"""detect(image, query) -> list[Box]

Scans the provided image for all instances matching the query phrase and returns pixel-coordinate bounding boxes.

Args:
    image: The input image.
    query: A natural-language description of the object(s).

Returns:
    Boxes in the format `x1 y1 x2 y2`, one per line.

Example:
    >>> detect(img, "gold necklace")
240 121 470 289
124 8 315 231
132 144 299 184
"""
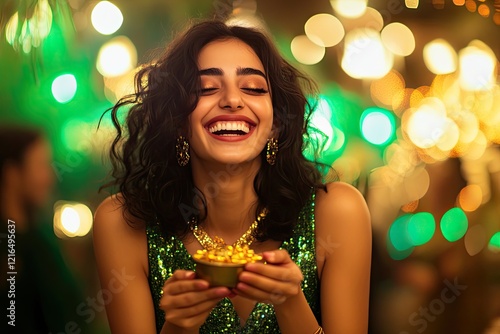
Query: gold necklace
190 208 268 250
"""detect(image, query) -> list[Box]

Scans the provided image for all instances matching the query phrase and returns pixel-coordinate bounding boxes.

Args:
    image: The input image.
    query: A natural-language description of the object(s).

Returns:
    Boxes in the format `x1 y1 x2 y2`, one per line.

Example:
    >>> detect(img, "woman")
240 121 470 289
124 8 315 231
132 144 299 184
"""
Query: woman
94 20 371 334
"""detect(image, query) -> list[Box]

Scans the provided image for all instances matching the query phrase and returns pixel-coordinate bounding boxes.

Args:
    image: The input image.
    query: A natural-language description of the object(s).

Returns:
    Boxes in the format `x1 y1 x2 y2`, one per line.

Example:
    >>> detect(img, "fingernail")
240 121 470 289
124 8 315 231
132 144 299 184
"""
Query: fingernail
185 271 195 279
245 263 256 271
196 280 209 289
264 251 275 262
216 288 229 296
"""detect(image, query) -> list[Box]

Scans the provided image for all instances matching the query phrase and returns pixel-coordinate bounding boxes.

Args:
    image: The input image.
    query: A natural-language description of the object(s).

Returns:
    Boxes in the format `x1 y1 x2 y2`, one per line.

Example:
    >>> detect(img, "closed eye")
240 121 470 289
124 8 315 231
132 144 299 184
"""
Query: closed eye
200 87 219 95
242 88 268 94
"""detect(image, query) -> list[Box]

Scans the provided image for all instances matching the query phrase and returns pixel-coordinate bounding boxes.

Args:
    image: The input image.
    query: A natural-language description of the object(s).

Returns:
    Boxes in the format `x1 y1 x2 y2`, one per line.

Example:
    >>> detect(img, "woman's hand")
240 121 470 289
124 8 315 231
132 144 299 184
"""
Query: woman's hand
234 250 303 305
159 270 231 332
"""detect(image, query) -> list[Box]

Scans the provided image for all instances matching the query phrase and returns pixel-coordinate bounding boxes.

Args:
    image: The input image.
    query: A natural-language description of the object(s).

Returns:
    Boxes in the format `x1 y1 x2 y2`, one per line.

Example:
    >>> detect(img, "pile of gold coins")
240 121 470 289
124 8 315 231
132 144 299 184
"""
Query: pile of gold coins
193 245 263 264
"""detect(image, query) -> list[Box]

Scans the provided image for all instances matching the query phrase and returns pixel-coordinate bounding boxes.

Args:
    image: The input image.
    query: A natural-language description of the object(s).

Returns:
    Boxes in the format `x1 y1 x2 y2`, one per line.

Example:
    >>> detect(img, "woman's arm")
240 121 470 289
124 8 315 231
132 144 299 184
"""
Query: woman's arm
93 196 158 334
315 182 372 333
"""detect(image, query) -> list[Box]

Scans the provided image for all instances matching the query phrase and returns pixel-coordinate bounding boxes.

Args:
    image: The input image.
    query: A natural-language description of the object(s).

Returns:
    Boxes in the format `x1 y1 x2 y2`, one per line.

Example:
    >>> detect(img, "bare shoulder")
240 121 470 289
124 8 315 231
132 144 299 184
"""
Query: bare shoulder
93 194 148 274
315 182 370 229
314 182 371 271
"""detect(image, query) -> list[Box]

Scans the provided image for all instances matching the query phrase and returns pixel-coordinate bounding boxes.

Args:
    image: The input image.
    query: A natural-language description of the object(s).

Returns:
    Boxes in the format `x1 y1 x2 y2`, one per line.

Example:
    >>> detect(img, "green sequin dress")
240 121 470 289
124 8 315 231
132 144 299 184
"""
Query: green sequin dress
146 193 320 334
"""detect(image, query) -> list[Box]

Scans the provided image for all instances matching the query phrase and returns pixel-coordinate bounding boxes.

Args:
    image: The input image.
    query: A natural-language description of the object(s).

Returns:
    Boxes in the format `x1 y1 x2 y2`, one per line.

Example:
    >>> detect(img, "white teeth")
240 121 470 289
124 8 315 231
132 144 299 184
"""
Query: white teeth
208 121 251 134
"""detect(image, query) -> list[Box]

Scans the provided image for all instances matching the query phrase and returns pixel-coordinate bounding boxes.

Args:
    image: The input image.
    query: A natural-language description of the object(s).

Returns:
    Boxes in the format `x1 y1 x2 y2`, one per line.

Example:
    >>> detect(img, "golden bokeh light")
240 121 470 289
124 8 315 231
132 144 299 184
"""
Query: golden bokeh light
477 4 490 17
458 184 483 211
405 0 419 9
290 35 326 65
423 39 458 75
330 0 368 18
54 201 94 238
401 200 419 213
392 88 414 116
304 14 344 47
464 224 488 256
465 0 477 12
381 23 416 57
91 0 123 35
97 36 138 77
341 28 393 79
370 70 406 109
459 40 497 91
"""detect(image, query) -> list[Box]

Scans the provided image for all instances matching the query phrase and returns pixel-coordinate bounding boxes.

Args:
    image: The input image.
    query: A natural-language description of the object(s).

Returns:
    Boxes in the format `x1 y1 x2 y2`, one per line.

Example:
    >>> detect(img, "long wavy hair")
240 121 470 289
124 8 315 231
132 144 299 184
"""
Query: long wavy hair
101 20 325 241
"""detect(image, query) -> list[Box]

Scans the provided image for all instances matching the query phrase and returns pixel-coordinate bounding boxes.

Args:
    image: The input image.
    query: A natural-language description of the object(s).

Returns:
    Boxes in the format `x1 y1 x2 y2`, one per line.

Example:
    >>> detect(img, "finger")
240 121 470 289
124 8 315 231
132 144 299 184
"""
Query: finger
244 263 303 282
262 250 292 264
238 271 301 296
168 270 196 283
167 294 226 319
164 279 210 296
166 307 219 331
234 282 287 305
164 287 231 308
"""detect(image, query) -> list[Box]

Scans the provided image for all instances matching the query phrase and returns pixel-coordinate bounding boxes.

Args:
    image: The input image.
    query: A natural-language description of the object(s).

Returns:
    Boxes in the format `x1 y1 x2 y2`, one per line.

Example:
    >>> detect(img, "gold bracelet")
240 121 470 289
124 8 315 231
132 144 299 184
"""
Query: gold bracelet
313 327 324 334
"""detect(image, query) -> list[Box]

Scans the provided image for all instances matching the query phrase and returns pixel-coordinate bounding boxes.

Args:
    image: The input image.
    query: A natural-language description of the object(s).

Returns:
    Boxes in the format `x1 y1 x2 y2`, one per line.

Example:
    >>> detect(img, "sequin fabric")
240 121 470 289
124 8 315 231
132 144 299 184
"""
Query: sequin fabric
146 193 320 333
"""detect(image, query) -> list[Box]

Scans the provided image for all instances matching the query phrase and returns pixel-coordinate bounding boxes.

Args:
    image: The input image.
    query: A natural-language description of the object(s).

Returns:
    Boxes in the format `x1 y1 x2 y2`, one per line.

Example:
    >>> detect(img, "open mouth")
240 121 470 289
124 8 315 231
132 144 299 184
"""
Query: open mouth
207 121 252 137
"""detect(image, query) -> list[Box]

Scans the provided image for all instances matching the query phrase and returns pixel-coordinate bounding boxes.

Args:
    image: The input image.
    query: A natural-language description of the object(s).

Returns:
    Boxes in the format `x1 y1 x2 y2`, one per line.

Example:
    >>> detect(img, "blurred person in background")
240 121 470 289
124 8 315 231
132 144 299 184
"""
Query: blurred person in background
0 125 89 333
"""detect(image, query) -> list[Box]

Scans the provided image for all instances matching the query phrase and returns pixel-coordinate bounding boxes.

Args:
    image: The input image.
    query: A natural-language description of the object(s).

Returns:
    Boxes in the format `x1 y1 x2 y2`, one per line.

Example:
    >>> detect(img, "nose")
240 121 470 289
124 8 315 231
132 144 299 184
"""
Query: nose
219 86 244 111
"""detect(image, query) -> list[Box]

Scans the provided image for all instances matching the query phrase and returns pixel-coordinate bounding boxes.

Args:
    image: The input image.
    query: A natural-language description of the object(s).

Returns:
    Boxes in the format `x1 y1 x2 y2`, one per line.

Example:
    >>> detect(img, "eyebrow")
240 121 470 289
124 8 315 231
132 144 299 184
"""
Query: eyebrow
198 67 267 79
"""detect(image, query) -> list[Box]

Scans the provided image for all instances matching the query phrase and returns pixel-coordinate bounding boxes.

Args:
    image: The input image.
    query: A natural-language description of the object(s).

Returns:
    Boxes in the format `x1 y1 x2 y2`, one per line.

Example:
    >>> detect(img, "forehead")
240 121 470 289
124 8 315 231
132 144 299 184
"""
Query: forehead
197 38 265 71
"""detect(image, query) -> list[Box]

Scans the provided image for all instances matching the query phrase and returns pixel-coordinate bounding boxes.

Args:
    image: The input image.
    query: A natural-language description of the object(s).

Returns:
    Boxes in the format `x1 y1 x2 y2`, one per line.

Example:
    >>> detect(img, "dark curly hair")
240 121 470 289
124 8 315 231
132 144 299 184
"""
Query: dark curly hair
101 20 326 242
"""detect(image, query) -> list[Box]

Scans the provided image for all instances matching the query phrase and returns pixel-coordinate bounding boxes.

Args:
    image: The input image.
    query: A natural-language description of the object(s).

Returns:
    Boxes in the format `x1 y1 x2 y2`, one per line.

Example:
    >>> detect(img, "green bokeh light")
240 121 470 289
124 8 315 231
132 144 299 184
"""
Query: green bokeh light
389 214 414 251
360 107 395 146
489 232 500 251
51 73 77 103
407 212 435 246
303 95 346 166
386 226 414 260
440 207 468 242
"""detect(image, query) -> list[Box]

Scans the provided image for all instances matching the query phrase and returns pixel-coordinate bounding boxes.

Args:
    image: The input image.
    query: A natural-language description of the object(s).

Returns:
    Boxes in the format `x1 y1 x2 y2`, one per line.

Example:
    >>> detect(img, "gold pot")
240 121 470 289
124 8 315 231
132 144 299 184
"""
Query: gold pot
194 258 245 288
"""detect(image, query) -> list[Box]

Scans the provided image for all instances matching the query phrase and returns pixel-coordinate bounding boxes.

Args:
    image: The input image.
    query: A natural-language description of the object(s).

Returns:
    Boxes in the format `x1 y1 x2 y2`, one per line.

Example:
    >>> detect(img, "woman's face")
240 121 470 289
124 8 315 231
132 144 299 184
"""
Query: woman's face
188 38 274 166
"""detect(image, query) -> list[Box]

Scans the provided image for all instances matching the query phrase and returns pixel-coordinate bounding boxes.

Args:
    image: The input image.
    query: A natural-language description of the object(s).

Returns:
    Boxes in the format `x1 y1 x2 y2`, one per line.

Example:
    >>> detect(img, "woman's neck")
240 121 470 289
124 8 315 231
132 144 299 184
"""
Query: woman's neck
190 157 261 244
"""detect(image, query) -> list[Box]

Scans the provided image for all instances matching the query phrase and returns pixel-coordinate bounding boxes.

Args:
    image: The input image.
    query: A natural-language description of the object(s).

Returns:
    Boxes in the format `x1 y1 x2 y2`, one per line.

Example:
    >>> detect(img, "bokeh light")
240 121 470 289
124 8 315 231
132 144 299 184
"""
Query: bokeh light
360 107 396 146
405 0 419 8
381 22 416 56
406 98 459 151
459 40 497 91
54 201 94 238
341 28 393 79
464 224 488 256
407 212 436 246
51 74 77 104
330 0 368 18
458 184 483 212
489 232 500 251
423 39 458 75
97 36 138 77
5 0 53 53
91 1 124 35
440 207 468 242
291 35 325 65
370 70 406 109
389 214 414 251
304 14 344 47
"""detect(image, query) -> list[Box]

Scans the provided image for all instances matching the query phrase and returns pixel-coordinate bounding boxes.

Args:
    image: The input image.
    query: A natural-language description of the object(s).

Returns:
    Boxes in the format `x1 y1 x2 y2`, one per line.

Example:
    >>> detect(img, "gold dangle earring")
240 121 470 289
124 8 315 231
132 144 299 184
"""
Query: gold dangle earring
176 136 190 166
266 138 278 165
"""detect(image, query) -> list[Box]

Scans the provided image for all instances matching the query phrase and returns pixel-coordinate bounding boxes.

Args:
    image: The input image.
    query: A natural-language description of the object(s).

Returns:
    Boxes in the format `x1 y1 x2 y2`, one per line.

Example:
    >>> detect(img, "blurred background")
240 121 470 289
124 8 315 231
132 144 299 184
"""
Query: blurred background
0 0 499 333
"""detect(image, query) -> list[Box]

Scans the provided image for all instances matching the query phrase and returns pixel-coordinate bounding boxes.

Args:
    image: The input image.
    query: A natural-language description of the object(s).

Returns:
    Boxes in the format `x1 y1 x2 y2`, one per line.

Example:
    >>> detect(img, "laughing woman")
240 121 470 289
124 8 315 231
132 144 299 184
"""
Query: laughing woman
93 20 371 334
